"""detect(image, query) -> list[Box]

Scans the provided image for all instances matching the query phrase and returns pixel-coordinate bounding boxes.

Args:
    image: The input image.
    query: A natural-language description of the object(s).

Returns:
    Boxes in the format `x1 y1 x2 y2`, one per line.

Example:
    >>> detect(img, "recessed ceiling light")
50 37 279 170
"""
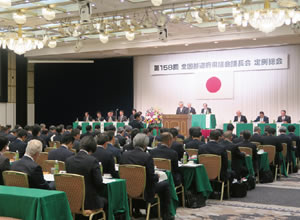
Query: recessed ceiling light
120 0 124 2
91 3 95 7
214 41 219 44
185 43 189 46
252 38 257 40
67 12 71 15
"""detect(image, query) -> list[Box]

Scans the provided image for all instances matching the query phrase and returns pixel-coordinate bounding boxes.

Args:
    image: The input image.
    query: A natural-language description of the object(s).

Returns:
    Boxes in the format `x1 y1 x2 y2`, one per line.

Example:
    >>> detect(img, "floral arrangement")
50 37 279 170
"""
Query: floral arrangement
144 107 162 125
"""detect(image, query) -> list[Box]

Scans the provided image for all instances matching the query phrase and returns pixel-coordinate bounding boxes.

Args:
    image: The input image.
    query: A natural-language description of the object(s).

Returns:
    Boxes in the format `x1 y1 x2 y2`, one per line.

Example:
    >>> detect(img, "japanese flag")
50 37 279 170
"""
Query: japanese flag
193 72 234 99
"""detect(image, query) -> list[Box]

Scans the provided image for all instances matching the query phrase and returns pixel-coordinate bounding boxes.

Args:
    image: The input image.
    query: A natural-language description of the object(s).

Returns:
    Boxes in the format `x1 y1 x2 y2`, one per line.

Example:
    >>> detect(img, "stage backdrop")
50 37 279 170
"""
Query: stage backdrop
134 45 300 128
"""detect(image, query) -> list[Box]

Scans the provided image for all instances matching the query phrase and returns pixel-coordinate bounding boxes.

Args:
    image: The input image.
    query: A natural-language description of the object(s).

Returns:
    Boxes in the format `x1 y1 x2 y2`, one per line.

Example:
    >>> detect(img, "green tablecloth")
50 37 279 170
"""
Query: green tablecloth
73 122 129 134
244 155 255 177
100 179 130 220
291 151 297 168
258 123 277 135
165 171 179 217
282 124 300 136
223 123 253 137
258 152 270 171
0 186 72 220
278 152 288 177
192 114 216 129
179 165 213 198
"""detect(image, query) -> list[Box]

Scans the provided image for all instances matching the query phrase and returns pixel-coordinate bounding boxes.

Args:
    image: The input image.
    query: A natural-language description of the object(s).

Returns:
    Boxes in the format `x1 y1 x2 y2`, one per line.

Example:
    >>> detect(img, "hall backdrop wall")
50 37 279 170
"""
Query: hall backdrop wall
134 45 300 128
34 57 133 126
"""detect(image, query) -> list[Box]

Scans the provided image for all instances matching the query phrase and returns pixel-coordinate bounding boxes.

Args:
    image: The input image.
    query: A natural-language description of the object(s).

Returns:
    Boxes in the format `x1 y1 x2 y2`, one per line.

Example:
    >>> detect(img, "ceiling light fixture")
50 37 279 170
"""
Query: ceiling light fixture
151 0 162 7
48 38 57 48
0 0 11 8
99 33 109 43
13 12 26 25
125 31 135 41
42 7 56 21
217 20 226 32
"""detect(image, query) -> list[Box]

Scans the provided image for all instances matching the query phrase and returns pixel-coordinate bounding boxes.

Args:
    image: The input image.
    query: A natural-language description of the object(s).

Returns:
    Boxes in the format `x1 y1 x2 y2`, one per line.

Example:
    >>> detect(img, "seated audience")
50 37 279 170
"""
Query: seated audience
287 125 300 158
66 136 107 210
169 128 184 161
9 129 28 158
92 133 119 178
226 123 237 139
143 128 154 147
46 125 56 146
123 128 140 152
27 125 46 150
232 132 244 144
0 136 10 185
80 125 93 139
48 134 75 162
116 127 127 147
51 125 64 143
71 129 81 152
199 130 228 181
277 126 292 164
129 112 144 130
250 126 264 144
150 132 181 186
120 133 171 220
185 127 205 150
92 124 101 137
262 127 282 165
183 127 195 145
106 131 121 163
11 140 53 189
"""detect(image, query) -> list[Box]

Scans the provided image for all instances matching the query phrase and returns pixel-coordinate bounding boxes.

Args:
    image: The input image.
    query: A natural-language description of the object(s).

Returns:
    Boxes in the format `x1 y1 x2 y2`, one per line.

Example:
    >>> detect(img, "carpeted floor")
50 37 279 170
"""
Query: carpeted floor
133 171 300 219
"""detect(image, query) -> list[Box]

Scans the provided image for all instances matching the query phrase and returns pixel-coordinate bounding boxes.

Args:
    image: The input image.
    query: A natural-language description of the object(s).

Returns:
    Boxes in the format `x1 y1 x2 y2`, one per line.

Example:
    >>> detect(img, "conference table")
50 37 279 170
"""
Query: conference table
223 122 300 136
0 186 73 220
73 121 129 134
192 114 217 129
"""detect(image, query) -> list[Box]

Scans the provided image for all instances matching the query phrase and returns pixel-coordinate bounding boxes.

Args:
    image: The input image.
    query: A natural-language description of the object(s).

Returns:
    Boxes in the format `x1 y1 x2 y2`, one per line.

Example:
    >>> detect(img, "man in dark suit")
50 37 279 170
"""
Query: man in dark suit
183 127 194 145
169 128 184 161
27 125 46 151
6 129 17 142
11 140 52 189
123 128 140 152
277 110 291 123
176 101 188 114
92 125 101 137
254 111 269 123
226 124 237 139
0 136 10 185
66 136 106 210
46 125 56 146
93 133 119 178
9 129 28 158
236 130 258 172
287 125 300 158
95 111 105 122
250 126 264 144
150 132 181 186
129 109 137 123
262 127 282 153
201 103 212 114
118 110 128 122
198 130 228 181
129 113 144 130
83 112 93 122
187 103 196 115
186 127 205 150
48 134 75 162
106 131 121 163
120 133 171 220
277 126 293 164
80 125 93 139
71 129 81 153
116 127 127 147
51 125 64 143
234 110 247 123
106 110 116 122
219 131 246 179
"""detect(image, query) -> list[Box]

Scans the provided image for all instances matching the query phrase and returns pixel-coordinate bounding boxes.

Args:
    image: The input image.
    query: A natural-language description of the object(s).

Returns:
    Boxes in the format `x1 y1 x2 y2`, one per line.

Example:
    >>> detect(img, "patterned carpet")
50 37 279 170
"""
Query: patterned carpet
175 171 300 220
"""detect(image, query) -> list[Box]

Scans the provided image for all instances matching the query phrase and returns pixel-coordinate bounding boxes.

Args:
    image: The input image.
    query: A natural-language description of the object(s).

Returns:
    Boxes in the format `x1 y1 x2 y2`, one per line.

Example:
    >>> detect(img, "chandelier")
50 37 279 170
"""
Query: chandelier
232 0 300 33
0 25 44 55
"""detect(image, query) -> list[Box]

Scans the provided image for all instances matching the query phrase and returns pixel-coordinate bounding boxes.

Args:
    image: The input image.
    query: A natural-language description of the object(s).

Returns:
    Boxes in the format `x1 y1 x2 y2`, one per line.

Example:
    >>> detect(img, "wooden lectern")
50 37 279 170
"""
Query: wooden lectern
162 114 192 138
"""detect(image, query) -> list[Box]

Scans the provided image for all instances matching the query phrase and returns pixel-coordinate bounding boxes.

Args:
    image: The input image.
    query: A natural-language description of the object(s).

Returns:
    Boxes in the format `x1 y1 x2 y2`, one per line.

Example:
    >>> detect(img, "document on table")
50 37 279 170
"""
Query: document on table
155 170 168 182
103 178 116 184
44 174 54 182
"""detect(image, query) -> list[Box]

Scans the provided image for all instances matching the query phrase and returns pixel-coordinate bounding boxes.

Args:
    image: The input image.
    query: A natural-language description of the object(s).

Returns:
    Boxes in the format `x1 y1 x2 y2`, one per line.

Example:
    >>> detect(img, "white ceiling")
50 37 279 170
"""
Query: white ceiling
1 0 299 59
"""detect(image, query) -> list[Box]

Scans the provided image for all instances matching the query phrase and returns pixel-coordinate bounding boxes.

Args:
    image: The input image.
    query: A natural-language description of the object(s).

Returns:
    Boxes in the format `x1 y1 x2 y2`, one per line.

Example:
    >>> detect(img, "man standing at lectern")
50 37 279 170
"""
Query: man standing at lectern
176 101 188 114
234 110 247 123
187 103 196 114
201 103 212 114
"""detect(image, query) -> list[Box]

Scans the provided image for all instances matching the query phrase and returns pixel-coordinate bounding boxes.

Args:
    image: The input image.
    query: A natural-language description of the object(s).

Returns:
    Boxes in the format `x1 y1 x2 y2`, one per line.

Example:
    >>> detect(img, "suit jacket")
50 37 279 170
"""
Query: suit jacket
185 139 205 150
201 108 212 114
27 136 46 151
219 140 245 177
48 145 74 162
116 135 126 147
150 144 181 186
277 134 293 162
9 139 27 158
106 143 121 163
237 140 258 171
129 114 135 123
118 115 128 122
250 133 264 144
6 133 16 142
95 117 105 122
288 133 300 157
83 116 93 122
277 115 291 123
254 116 269 123
105 116 116 122
187 107 196 115
198 141 228 181
123 142 134 152
183 137 193 145
234 115 248 123
11 156 50 189
120 148 158 202
129 120 144 130
92 146 119 178
176 107 188 115
171 141 184 161
233 136 244 144
262 135 282 152
66 151 104 210
52 134 62 142
72 140 80 153
0 154 10 185
80 131 93 140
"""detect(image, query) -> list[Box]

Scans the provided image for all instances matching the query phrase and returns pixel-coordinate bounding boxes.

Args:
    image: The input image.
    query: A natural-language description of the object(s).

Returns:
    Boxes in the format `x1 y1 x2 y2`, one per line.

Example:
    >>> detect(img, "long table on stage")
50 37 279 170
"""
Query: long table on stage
73 121 129 134
223 122 300 136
